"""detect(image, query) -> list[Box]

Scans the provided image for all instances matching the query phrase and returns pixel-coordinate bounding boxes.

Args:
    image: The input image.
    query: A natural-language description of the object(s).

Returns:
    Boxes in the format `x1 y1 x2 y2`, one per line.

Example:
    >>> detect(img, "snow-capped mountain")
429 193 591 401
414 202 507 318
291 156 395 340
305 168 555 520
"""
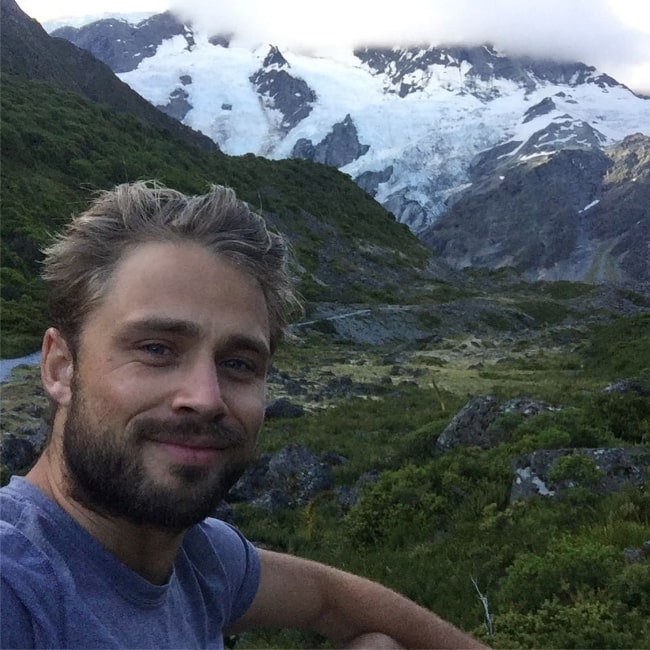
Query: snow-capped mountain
51 11 650 289
52 12 649 234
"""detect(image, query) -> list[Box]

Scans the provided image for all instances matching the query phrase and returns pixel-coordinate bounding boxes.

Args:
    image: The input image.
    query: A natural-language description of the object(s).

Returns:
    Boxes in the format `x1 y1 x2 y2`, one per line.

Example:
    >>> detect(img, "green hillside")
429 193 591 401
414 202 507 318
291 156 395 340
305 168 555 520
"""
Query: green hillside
2 60 649 650
0 73 430 355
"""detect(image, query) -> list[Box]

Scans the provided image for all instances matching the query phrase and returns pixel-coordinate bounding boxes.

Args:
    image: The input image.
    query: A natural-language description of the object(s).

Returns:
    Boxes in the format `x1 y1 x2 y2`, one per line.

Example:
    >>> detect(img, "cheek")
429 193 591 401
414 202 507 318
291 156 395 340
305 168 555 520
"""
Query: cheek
76 373 157 425
230 387 266 433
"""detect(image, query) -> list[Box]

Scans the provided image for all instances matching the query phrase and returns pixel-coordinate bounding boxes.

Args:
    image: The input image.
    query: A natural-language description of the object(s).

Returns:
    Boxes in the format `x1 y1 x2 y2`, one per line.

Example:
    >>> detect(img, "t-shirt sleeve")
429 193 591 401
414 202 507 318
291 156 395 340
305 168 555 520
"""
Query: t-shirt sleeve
198 519 261 626
0 523 66 649
1 577 36 650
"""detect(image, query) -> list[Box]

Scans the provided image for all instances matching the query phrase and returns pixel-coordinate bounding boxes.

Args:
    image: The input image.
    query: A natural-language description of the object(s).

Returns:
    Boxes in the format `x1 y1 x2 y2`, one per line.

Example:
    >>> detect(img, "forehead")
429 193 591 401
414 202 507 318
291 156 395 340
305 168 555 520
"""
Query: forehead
84 241 270 346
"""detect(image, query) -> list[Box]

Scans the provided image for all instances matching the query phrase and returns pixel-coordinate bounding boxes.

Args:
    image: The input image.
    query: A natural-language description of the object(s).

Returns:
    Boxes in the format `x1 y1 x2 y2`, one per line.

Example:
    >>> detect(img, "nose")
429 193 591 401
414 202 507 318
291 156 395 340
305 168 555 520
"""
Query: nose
171 359 226 417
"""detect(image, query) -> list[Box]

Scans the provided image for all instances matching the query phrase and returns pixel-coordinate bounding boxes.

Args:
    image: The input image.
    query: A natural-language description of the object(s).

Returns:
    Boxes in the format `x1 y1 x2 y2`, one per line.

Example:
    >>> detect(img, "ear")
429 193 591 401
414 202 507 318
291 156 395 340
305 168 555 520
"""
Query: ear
41 328 74 407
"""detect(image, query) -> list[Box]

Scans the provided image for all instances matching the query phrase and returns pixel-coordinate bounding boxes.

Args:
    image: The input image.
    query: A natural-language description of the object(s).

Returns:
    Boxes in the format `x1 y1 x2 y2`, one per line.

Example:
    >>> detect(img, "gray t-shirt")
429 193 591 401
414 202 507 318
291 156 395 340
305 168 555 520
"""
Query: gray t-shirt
0 477 260 649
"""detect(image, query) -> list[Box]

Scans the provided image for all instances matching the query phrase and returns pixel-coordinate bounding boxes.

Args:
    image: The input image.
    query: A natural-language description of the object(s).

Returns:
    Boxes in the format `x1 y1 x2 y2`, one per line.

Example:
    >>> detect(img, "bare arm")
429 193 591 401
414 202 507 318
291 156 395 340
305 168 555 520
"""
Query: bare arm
227 549 488 649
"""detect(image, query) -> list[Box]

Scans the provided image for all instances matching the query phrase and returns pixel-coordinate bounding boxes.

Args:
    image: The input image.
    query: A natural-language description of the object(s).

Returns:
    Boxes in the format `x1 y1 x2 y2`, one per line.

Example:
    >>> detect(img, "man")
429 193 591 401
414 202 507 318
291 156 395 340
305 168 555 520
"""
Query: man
1 182 486 649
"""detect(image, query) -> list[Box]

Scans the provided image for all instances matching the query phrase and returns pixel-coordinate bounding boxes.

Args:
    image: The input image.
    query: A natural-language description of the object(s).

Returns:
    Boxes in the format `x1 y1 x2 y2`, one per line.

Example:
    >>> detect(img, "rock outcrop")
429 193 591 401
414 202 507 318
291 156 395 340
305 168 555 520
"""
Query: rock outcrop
250 46 316 134
292 114 370 167
51 11 190 73
422 133 650 291
511 447 650 501
230 444 333 512
435 395 559 453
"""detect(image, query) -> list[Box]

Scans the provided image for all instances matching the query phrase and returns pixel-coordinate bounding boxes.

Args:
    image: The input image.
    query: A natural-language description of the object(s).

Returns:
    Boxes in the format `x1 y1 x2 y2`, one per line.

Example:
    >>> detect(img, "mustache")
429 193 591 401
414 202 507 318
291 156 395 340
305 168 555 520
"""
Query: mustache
133 417 246 447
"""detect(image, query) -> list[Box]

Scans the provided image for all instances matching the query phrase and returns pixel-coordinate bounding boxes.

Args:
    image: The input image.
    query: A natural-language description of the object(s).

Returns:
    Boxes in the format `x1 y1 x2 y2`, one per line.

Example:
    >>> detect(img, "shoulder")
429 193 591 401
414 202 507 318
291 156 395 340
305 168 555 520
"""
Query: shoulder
1 520 67 648
1 478 78 646
181 518 261 624
194 518 257 556
1 478 68 594
183 517 260 578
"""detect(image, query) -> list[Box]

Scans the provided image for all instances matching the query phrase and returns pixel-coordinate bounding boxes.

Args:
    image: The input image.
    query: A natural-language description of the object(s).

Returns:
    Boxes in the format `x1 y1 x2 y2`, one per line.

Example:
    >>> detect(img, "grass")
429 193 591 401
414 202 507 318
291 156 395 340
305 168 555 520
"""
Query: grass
3 282 648 649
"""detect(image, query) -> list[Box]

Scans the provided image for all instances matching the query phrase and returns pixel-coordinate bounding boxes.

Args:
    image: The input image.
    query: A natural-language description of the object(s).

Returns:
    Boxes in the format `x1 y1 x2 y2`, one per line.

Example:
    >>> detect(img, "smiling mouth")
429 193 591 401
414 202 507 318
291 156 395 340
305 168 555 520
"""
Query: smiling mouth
150 439 229 466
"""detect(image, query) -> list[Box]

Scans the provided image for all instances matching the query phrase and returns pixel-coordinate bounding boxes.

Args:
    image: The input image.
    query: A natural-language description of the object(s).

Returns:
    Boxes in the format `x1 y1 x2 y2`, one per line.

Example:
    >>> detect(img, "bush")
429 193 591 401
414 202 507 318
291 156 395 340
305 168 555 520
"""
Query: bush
613 561 650 614
488 592 649 649
590 391 650 443
496 536 620 613
548 454 604 488
344 465 447 549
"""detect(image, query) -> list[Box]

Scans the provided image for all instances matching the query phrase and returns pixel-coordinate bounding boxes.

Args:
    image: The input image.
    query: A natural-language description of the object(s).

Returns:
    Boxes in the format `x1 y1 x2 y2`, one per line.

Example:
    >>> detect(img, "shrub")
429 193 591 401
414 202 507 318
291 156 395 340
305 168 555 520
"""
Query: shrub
548 454 604 488
343 465 447 549
487 592 649 649
535 426 572 449
496 536 620 613
590 391 650 443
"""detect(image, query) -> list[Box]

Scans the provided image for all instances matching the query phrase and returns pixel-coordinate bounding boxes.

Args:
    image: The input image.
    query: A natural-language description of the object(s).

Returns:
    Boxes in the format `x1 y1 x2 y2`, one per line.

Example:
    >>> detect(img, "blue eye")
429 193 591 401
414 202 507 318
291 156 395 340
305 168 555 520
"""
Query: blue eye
143 343 171 356
221 358 255 373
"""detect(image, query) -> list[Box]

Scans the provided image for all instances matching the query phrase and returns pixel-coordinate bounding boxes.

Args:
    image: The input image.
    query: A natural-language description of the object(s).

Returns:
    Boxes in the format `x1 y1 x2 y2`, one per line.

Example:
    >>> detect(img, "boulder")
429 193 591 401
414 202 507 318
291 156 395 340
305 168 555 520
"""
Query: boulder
602 379 650 397
265 398 305 419
229 444 332 509
1 420 48 474
228 454 272 502
337 469 382 510
249 489 292 514
435 395 501 452
511 447 650 502
436 395 559 453
267 444 332 506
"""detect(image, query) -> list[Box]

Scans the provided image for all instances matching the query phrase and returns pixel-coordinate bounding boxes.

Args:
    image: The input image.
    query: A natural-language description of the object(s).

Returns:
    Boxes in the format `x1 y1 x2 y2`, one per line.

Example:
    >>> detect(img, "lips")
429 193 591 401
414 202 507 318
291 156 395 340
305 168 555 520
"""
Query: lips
152 439 225 466
134 417 245 466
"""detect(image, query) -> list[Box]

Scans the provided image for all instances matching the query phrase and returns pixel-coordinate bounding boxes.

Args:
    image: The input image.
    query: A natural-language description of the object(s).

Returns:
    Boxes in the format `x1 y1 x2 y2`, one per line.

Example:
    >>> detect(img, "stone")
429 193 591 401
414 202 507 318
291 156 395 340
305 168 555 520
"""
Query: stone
320 451 348 467
229 454 272 502
435 395 501 453
602 379 650 397
623 547 645 564
500 397 559 416
249 489 292 513
1 420 48 474
511 447 650 502
229 445 332 509
264 398 305 419
435 395 560 454
267 444 332 507
337 469 382 509
212 501 235 523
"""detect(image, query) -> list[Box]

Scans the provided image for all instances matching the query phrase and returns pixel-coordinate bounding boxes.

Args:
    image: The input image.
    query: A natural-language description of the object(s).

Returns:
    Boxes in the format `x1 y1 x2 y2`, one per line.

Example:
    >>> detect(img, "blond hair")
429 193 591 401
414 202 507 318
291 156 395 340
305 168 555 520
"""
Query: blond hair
42 181 299 354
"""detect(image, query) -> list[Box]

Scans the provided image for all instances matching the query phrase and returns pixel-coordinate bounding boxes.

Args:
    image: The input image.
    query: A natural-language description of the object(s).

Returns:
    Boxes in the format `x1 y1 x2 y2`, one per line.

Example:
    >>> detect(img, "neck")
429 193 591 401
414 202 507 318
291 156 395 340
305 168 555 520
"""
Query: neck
27 451 185 585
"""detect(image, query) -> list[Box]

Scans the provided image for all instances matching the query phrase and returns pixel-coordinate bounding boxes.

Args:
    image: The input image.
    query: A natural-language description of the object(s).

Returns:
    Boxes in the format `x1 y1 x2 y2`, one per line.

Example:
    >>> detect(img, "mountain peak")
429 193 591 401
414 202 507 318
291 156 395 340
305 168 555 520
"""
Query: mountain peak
0 1 215 151
25 9 650 290
263 45 290 69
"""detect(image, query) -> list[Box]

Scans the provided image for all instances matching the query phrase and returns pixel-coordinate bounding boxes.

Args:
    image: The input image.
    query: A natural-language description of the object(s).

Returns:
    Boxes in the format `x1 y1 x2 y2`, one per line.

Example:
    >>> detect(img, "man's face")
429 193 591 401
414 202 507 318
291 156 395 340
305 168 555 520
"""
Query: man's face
58 241 270 529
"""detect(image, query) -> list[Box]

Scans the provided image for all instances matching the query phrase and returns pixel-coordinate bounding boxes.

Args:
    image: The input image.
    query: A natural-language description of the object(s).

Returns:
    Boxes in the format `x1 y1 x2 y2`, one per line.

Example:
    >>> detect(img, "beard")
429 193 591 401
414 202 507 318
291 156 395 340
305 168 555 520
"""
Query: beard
61 385 254 530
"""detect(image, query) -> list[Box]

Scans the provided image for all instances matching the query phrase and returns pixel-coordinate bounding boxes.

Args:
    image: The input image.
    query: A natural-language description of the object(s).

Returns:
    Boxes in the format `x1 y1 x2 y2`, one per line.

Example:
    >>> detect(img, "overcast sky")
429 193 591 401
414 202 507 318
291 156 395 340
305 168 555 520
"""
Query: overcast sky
17 0 650 94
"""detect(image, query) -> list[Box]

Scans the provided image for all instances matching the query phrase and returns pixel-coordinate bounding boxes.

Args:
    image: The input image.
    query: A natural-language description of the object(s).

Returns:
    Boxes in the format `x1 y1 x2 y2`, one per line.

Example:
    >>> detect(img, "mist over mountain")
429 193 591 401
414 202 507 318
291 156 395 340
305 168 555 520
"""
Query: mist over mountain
47 9 650 292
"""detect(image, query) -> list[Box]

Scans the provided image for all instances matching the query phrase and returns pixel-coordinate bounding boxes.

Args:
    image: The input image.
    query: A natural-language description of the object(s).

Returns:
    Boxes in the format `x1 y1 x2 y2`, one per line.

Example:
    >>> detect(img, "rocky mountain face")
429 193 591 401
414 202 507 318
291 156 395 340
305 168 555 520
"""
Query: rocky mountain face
0 0 215 151
353 45 621 99
422 133 650 289
51 11 193 74
48 9 650 292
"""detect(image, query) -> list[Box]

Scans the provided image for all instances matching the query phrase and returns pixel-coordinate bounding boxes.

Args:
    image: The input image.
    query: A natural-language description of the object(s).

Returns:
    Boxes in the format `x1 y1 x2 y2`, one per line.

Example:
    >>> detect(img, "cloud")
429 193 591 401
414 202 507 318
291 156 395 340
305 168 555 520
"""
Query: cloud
169 0 650 93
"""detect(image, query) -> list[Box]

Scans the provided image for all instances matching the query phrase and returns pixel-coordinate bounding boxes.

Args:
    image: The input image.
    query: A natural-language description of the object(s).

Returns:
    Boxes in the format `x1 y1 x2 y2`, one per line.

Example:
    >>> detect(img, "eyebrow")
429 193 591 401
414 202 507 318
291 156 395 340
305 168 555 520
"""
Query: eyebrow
118 317 202 340
117 318 271 358
224 334 271 360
